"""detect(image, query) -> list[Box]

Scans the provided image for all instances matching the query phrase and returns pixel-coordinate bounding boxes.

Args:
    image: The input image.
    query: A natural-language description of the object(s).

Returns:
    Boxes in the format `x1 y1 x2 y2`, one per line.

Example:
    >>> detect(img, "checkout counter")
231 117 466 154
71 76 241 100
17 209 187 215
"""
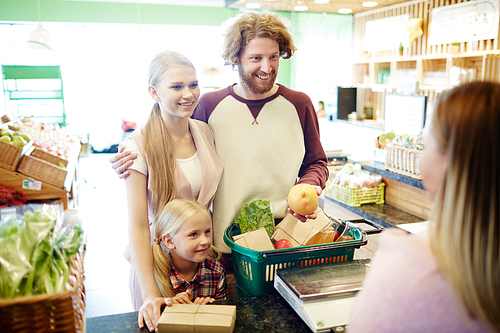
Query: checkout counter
86 160 430 333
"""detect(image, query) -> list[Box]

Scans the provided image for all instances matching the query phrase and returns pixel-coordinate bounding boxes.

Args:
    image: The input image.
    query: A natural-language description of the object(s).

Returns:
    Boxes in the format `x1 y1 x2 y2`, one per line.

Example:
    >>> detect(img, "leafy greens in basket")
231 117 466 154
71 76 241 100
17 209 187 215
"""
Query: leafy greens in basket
235 199 274 236
0 206 83 298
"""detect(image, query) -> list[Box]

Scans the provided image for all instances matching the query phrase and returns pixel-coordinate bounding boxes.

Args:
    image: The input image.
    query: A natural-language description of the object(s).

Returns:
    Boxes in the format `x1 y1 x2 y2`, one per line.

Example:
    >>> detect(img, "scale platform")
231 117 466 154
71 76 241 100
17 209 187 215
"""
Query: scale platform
274 259 371 333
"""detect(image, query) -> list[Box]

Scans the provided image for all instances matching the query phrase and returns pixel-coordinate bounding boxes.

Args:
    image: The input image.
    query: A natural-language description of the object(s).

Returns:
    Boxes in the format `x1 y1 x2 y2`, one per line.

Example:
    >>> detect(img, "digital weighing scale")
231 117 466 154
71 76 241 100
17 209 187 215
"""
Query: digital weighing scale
274 259 371 333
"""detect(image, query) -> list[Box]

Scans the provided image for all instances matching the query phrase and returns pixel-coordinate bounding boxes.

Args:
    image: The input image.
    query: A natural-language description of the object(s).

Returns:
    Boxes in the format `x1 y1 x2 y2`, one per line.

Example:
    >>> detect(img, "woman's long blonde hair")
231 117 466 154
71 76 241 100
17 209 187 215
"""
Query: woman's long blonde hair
152 199 222 297
429 82 499 331
143 51 195 216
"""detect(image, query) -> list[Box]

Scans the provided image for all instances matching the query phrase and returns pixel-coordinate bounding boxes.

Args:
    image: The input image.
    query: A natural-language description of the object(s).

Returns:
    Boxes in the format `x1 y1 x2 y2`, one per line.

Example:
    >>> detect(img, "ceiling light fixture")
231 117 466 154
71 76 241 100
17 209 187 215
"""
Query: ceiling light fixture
27 0 52 50
338 8 353 14
362 1 378 7
294 5 309 11
314 0 330 4
245 3 261 9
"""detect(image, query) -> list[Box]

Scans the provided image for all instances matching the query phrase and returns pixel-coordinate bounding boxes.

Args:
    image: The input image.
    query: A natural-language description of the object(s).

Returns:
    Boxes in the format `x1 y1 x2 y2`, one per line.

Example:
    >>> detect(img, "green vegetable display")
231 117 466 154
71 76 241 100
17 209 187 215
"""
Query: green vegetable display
0 207 83 298
235 199 274 236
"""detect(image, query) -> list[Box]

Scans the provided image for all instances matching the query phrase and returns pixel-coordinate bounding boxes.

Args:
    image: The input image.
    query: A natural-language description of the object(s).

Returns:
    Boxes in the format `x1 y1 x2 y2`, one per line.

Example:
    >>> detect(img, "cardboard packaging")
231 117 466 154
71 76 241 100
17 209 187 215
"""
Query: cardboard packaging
271 209 331 247
233 227 274 251
158 304 236 333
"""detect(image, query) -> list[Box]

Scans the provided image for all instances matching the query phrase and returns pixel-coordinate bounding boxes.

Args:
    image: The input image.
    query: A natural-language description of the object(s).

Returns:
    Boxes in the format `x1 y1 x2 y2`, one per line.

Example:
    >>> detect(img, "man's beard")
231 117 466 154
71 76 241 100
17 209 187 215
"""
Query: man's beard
238 64 277 95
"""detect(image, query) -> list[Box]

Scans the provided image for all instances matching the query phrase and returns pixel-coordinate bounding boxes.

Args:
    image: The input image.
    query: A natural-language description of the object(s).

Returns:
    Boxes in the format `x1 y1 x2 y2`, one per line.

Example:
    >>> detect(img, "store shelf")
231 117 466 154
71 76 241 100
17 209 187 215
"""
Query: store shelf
355 160 432 220
2 65 66 126
0 146 80 210
324 196 424 229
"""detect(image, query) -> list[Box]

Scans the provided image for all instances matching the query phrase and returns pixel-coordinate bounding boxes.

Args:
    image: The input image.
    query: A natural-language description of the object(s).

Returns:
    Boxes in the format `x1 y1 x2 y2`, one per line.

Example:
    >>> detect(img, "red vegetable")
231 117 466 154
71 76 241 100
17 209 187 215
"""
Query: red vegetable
0 184 28 206
275 239 293 249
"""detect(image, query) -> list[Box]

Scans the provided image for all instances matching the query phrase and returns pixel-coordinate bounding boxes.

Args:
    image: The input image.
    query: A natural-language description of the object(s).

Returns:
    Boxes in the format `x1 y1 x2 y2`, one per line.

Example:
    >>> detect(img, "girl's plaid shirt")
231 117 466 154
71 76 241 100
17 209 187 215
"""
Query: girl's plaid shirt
170 259 228 300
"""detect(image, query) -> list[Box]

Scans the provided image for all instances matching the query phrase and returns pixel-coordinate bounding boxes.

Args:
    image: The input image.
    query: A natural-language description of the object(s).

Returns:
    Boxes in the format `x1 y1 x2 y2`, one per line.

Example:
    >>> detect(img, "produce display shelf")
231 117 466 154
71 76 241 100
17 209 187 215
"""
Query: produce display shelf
323 195 424 229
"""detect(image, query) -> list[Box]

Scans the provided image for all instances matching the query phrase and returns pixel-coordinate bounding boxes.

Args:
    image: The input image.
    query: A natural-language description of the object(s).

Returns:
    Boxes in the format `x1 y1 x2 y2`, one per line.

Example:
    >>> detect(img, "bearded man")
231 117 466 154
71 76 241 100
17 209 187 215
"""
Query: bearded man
192 11 328 252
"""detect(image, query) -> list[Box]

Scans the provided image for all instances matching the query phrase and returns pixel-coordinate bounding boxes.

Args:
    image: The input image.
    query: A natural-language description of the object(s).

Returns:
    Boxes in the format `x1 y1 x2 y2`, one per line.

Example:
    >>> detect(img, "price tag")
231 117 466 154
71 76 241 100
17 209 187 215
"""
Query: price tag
22 177 42 191
0 207 17 220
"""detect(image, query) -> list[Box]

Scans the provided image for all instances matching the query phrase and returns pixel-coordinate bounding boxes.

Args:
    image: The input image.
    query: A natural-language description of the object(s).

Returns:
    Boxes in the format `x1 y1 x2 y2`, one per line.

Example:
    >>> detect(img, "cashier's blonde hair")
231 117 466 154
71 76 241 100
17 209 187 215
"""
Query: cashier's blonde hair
143 50 196 216
429 81 500 331
222 11 296 67
152 199 222 298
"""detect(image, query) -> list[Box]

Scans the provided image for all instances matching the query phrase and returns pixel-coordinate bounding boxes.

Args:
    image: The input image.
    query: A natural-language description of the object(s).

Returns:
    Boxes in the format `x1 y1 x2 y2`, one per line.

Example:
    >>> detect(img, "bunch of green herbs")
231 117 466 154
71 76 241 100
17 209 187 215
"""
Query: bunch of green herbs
235 199 274 236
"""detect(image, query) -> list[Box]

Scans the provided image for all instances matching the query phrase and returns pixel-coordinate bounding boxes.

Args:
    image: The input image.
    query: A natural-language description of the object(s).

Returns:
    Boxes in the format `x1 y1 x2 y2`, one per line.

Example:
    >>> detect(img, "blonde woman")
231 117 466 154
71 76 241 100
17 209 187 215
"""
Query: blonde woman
349 82 499 332
152 199 226 303
123 51 223 331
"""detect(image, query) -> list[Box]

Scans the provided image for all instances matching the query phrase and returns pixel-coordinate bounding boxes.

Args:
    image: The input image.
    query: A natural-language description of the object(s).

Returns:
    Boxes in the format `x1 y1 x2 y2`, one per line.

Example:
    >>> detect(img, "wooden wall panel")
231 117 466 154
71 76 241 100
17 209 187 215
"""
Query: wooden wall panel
383 178 432 220
354 0 500 58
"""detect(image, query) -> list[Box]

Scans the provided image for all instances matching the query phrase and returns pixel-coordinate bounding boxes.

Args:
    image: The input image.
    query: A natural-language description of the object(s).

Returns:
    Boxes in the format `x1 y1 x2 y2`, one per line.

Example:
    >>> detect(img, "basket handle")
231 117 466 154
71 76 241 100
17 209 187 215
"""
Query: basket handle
343 218 385 235
261 231 367 258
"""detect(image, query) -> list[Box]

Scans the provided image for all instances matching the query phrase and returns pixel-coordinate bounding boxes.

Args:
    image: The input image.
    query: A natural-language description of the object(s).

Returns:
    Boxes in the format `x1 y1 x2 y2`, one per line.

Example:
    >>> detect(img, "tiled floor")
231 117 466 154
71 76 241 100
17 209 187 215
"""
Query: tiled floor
79 153 134 318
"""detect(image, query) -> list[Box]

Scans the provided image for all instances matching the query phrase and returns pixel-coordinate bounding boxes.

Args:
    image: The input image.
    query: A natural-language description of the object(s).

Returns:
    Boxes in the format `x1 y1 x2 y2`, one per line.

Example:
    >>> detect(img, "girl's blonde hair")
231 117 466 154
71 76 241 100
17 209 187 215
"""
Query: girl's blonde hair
152 199 222 297
429 82 499 331
222 11 297 67
143 50 196 216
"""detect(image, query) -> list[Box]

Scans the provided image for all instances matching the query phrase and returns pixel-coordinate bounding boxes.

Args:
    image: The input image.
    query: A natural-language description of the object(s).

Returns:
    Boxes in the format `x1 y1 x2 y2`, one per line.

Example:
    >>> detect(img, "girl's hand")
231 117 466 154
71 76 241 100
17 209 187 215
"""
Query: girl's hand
171 291 193 304
193 297 215 305
138 295 172 332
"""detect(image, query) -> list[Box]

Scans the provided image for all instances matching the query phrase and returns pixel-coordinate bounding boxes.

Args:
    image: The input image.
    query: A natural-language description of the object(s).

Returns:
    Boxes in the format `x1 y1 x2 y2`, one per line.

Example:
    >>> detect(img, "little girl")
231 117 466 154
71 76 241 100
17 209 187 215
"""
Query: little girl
152 199 227 304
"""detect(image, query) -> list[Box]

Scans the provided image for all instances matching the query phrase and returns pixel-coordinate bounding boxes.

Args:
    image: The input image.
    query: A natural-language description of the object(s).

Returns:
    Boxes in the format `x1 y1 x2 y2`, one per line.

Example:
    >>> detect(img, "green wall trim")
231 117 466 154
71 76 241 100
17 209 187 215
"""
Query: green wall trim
0 0 233 26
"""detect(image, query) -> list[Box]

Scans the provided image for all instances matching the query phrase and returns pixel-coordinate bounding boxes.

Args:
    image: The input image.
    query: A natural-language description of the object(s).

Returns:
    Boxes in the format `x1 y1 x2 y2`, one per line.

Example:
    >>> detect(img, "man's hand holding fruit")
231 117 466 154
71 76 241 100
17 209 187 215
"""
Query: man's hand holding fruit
287 183 321 222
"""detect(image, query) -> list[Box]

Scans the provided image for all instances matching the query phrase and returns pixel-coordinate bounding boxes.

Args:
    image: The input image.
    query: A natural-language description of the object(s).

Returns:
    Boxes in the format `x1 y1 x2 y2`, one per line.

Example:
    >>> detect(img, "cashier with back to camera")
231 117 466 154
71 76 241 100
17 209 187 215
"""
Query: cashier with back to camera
110 11 329 254
348 82 500 333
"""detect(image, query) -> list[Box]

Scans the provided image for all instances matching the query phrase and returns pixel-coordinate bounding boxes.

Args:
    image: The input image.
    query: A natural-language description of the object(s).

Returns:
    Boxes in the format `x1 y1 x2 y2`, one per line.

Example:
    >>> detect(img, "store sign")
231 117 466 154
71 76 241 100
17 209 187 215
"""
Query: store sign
364 14 410 52
429 0 499 45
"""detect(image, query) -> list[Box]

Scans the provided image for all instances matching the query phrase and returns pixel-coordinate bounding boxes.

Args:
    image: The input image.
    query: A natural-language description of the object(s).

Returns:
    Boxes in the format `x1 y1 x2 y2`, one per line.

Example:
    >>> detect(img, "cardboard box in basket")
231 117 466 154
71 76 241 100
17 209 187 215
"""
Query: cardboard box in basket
158 304 236 333
271 209 331 247
233 227 274 251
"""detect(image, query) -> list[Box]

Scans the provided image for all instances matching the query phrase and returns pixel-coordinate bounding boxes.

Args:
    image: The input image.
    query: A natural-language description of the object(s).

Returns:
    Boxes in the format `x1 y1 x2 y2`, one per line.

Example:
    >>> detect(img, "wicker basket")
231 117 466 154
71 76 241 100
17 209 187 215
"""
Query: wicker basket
385 145 423 179
0 249 86 333
0 140 32 170
17 155 68 188
30 148 69 168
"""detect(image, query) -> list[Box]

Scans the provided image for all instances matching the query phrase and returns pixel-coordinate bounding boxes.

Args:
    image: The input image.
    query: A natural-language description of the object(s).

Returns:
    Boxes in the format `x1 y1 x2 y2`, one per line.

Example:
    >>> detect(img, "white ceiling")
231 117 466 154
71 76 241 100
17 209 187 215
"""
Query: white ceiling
64 0 410 14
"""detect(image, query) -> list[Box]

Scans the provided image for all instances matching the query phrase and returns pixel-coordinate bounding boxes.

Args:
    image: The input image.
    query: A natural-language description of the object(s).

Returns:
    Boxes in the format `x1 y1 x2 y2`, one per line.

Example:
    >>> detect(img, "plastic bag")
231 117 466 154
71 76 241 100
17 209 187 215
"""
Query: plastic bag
0 204 83 298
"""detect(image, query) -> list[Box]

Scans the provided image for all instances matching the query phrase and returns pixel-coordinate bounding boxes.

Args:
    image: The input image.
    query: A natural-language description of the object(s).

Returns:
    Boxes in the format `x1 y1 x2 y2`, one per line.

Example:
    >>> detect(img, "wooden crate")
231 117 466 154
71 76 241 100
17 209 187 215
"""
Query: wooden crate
30 147 69 167
17 155 68 188
0 140 32 170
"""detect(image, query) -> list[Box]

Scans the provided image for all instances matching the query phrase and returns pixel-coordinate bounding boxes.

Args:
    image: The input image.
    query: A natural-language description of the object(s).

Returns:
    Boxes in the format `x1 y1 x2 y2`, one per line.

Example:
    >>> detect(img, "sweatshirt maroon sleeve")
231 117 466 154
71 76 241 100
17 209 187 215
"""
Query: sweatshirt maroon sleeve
281 87 329 189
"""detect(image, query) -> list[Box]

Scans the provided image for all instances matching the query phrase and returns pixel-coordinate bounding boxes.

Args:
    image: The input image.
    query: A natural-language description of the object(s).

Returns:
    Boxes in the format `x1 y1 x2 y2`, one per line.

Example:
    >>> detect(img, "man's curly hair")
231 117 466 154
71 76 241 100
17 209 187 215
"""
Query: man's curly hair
222 11 297 67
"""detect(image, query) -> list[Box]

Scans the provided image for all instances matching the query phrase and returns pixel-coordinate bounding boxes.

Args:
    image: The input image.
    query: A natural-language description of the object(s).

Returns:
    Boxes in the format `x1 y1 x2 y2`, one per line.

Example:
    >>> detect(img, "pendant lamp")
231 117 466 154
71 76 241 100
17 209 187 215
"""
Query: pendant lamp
133 4 148 49
27 0 52 50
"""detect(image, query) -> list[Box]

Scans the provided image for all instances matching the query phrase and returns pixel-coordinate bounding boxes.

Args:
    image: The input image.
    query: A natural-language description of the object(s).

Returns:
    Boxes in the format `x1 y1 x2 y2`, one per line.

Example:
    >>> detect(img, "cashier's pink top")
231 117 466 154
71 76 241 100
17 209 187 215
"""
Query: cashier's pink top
348 228 492 333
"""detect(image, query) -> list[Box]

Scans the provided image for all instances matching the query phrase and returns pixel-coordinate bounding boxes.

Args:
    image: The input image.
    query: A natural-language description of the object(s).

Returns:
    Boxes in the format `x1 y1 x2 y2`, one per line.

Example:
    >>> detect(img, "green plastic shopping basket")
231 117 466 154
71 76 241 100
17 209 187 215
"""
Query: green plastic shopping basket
223 221 368 297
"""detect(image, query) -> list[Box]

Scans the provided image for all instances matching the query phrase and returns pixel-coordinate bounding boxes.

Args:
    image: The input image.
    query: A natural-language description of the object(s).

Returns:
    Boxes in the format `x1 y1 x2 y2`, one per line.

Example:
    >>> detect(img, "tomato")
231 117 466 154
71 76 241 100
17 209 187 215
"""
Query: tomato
274 239 293 249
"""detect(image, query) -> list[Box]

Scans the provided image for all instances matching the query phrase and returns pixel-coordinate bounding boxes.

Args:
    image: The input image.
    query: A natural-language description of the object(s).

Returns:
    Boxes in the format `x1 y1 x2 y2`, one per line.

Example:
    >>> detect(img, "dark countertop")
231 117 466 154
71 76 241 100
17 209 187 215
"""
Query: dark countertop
324 196 424 229
86 294 316 333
